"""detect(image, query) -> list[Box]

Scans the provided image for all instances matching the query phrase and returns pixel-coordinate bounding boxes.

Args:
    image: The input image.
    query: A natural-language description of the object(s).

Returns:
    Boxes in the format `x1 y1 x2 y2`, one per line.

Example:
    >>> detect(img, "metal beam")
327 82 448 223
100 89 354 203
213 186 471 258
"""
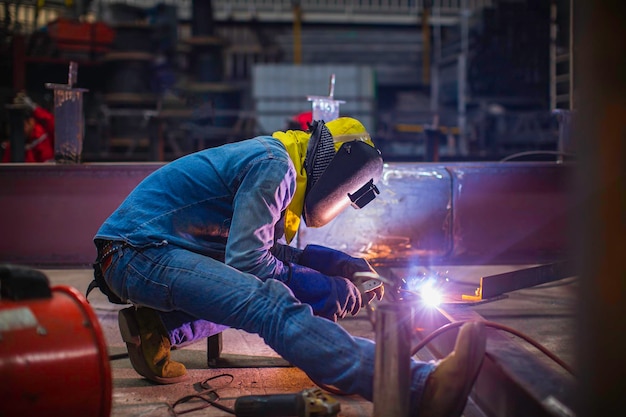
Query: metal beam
0 163 162 267
463 261 577 301
1 161 574 267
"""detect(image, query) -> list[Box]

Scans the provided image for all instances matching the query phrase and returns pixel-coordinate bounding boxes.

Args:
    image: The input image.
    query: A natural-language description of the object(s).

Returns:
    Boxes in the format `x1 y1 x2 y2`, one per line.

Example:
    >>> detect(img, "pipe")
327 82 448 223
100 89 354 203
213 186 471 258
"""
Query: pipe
373 302 413 417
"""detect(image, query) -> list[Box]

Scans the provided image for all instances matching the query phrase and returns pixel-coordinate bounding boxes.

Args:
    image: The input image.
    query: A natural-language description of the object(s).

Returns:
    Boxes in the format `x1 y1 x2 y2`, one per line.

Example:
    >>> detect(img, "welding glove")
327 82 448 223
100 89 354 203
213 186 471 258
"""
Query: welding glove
298 244 384 303
287 263 362 322
299 244 374 279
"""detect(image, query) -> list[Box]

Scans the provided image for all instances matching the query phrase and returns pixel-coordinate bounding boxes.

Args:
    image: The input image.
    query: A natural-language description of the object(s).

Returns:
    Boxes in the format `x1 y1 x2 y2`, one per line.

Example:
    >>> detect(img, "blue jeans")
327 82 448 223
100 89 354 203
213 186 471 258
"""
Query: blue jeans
104 244 435 405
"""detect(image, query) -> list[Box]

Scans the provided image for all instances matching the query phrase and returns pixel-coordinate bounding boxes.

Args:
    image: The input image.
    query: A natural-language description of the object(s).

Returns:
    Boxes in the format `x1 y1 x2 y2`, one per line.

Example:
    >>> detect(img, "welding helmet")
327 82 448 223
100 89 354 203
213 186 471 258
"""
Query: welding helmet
302 118 383 227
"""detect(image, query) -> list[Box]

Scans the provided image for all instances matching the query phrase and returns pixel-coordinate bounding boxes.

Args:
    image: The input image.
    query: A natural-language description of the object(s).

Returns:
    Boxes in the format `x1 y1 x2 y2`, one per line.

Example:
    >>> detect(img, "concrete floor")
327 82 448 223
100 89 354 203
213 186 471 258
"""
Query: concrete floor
37 265 578 417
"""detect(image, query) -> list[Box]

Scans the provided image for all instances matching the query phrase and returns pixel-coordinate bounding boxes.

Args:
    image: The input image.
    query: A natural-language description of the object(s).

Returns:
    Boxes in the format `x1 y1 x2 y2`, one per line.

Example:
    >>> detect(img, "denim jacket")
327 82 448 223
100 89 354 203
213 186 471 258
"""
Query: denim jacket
95 137 302 282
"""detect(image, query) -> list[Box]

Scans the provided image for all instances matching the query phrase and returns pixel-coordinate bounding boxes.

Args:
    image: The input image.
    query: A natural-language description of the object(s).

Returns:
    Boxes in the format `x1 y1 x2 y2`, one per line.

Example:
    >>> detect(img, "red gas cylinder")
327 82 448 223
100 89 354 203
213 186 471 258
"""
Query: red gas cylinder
0 265 112 417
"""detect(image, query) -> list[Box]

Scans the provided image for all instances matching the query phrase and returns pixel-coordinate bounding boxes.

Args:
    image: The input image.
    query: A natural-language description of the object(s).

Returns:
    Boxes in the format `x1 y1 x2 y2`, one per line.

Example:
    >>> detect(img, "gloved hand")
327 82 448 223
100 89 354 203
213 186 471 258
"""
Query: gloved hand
298 244 384 303
14 91 36 110
287 263 362 322
299 244 375 279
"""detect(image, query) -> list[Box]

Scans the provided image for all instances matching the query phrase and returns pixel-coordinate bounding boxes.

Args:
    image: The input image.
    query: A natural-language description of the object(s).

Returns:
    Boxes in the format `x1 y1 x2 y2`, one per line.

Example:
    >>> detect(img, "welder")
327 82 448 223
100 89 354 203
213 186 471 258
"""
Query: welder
91 117 486 417
1 91 55 163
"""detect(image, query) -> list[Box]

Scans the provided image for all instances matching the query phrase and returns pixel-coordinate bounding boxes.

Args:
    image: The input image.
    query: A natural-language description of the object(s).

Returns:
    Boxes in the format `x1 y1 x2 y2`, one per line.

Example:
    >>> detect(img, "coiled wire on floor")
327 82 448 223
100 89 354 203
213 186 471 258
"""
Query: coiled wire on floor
167 374 236 416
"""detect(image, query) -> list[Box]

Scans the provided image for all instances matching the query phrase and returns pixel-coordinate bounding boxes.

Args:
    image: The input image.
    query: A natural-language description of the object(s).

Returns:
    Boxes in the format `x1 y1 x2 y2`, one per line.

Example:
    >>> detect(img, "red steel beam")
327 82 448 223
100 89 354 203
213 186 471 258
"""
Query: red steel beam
0 163 163 267
1 161 575 267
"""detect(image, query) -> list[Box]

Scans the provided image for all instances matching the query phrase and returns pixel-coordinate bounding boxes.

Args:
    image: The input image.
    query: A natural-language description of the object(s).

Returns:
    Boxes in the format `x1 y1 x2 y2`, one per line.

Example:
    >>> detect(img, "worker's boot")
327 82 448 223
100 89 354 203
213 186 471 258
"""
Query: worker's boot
416 321 486 417
118 306 188 384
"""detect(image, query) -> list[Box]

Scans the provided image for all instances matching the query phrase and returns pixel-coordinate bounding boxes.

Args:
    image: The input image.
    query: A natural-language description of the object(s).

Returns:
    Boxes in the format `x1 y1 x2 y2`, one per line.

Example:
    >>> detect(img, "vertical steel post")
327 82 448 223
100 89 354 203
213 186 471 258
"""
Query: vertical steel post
46 62 88 164
373 303 413 417
307 74 345 122
293 1 302 65
554 109 573 163
575 1 626 416
422 1 431 86
568 0 574 111
430 2 442 114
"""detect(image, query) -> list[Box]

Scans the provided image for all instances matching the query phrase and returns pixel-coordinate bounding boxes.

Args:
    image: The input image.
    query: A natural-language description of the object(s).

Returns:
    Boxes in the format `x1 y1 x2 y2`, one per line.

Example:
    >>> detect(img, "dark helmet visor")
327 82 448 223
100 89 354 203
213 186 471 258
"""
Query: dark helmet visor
303 140 383 228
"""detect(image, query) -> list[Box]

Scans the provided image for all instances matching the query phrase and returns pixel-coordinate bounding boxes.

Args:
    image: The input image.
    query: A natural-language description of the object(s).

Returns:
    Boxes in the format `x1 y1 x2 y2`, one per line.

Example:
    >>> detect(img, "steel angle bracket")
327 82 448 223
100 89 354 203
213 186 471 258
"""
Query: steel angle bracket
462 260 577 302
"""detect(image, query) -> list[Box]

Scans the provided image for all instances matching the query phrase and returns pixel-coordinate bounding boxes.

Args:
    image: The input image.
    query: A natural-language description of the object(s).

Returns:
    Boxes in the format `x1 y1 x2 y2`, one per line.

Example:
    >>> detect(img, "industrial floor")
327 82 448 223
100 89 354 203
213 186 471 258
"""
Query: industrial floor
42 265 578 417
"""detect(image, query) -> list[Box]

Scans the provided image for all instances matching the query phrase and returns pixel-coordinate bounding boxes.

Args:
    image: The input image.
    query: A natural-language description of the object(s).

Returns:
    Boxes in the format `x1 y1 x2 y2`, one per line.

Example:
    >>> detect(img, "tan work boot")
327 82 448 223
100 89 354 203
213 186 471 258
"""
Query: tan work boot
118 306 188 384
416 321 487 417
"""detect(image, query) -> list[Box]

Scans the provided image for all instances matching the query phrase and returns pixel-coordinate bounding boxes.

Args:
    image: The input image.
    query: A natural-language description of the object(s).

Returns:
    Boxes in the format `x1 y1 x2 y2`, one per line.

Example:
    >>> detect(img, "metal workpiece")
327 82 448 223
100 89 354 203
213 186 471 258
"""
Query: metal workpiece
300 163 454 262
463 261 577 301
46 61 89 164
1 161 574 267
300 161 574 266
373 302 414 417
307 74 346 122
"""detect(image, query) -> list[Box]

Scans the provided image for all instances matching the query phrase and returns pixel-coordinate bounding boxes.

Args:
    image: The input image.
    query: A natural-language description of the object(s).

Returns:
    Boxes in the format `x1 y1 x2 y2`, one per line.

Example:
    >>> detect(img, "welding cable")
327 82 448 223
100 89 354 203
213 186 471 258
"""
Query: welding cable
311 319 574 399
168 374 236 416
411 320 575 376
314 319 571 397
